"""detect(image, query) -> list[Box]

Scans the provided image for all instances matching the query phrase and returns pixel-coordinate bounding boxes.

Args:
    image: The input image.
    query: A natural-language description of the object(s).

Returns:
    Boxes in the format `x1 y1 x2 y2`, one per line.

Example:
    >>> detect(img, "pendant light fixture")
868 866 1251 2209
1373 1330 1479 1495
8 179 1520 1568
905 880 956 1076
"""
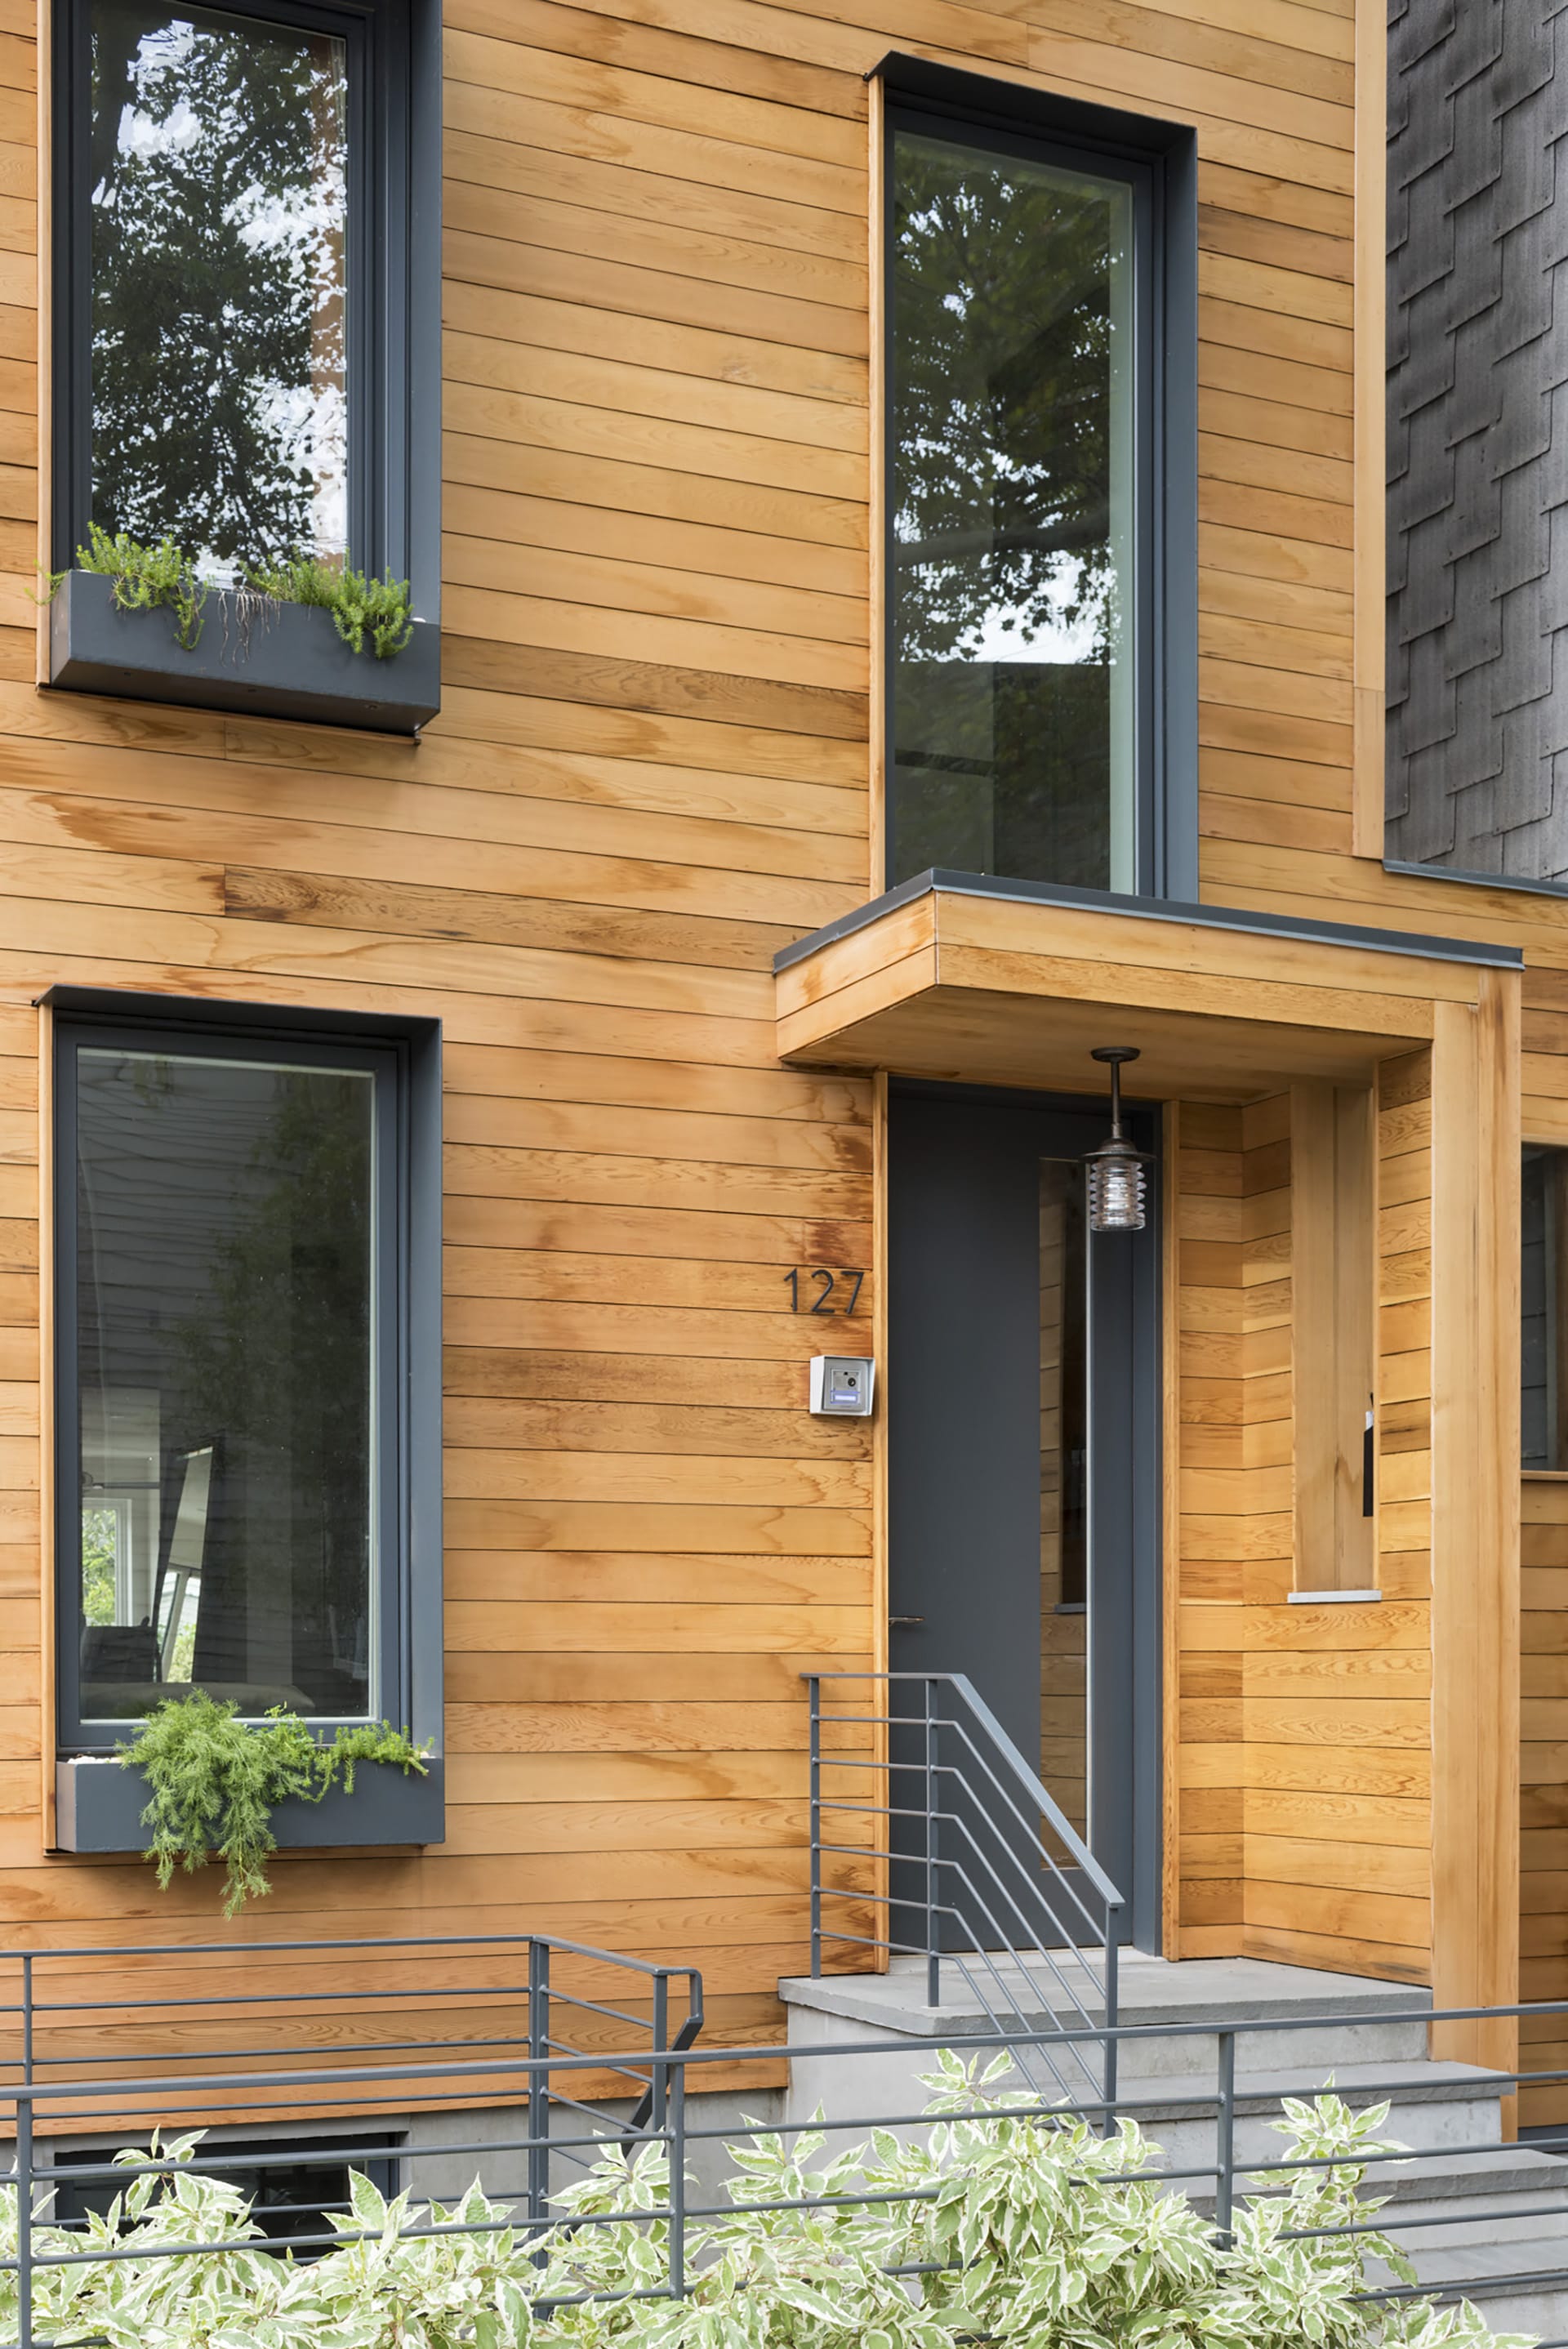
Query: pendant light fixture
1084 1046 1151 1232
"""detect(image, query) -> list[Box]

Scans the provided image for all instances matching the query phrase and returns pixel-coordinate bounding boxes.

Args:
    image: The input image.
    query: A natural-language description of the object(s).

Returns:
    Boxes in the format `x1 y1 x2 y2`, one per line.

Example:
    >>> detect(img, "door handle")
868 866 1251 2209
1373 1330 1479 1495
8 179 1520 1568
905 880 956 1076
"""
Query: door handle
889 1615 924 1628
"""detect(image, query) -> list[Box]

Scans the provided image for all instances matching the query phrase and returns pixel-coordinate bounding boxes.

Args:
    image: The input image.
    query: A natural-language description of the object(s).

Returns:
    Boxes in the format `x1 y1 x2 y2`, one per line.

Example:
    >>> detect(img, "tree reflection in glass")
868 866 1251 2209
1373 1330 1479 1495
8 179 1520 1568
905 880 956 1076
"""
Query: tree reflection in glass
88 0 350 577
890 128 1137 892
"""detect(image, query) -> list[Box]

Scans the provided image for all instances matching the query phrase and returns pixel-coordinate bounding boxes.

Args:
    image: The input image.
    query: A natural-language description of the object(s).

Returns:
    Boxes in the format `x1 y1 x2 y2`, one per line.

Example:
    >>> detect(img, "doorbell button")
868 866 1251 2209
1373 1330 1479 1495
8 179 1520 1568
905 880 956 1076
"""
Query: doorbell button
809 1356 875 1416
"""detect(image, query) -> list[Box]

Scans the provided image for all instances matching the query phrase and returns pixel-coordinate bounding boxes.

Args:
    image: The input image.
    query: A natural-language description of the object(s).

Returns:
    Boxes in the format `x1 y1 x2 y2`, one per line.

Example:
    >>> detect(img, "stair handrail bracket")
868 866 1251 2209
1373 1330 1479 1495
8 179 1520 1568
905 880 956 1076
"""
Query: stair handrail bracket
804 1670 1124 2109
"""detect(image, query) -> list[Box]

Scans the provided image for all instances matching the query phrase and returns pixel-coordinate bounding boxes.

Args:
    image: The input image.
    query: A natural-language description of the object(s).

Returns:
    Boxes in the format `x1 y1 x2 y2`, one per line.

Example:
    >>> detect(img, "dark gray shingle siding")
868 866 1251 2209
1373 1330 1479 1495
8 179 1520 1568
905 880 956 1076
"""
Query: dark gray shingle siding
1387 0 1568 878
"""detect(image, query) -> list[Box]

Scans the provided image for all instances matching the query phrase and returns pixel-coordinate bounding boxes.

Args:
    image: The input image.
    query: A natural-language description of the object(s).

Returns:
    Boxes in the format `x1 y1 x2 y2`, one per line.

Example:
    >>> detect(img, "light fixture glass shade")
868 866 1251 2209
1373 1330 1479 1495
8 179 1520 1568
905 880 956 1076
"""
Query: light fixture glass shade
1086 1143 1147 1232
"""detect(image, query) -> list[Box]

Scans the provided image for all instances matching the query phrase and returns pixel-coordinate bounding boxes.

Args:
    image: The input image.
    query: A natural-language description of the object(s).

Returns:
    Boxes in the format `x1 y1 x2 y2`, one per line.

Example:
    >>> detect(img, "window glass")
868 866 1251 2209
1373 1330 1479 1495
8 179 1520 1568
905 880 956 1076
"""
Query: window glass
1524 1143 1568 1469
74 1047 375 1722
889 125 1137 892
87 0 350 576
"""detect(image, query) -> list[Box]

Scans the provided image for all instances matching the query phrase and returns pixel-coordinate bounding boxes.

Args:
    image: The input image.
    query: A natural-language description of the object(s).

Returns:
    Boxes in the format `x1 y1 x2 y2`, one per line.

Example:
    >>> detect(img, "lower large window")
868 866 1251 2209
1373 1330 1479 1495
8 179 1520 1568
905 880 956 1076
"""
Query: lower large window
55 1001 438 1754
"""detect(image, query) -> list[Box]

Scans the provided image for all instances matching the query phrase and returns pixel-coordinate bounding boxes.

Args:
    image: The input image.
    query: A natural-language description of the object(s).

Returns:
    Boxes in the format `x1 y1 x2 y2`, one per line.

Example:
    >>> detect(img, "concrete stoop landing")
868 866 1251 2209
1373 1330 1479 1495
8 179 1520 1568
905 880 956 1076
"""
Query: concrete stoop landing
777 1955 1568 2332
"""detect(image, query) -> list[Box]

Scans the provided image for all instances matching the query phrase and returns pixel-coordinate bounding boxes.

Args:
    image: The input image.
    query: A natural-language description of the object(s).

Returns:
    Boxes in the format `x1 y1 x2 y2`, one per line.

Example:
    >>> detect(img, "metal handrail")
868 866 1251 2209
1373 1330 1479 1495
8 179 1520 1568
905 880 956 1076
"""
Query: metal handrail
804 1670 1124 2111
0 1925 704 2349
2 1980 1567 2347
809 1674 1118 1901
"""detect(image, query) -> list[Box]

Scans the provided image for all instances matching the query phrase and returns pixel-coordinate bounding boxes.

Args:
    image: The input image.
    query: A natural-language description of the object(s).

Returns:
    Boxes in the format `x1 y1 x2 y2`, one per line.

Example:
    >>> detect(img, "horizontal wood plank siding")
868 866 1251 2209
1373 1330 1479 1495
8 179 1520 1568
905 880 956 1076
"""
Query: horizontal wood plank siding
0 0 1546 2036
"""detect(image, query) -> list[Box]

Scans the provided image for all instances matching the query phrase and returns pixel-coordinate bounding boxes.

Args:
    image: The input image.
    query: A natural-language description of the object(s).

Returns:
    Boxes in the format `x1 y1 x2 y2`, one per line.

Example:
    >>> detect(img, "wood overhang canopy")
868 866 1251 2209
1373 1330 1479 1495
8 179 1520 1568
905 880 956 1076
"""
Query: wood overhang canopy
775 875 1525 1103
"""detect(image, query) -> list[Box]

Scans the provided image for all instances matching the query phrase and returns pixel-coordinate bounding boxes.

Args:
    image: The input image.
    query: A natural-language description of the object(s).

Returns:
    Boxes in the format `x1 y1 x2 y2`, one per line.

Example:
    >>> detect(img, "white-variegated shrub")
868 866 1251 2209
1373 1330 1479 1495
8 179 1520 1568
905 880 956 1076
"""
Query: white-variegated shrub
0 2056 1531 2349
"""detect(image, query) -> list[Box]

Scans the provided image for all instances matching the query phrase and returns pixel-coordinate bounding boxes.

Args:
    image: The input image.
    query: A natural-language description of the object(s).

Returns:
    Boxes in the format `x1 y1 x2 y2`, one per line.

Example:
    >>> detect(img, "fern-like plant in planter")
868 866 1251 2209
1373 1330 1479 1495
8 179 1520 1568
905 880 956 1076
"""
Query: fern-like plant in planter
244 552 415 658
77 523 209 649
118 1693 430 1916
48 530 416 661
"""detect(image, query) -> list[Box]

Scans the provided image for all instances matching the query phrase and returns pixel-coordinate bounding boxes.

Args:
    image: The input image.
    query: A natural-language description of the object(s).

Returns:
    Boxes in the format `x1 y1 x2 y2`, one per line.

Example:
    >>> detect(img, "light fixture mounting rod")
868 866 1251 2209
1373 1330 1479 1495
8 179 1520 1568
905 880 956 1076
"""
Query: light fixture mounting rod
1089 1044 1140 1138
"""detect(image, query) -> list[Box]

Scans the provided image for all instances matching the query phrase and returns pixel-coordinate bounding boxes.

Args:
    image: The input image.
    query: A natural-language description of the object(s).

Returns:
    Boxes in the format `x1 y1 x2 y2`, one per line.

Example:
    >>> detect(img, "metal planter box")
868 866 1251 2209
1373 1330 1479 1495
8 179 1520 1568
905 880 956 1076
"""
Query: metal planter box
48 568 440 734
55 1753 445 1853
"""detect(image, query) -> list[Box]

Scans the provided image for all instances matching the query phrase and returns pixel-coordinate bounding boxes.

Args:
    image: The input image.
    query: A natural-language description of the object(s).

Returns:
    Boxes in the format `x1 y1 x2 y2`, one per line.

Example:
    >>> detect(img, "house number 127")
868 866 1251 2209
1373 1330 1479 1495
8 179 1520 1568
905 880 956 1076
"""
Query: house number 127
785 1268 865 1315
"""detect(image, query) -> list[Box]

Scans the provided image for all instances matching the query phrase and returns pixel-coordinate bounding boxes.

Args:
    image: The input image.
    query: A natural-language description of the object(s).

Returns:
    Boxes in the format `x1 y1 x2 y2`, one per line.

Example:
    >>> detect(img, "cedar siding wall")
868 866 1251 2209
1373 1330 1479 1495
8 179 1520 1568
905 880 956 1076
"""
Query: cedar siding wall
1174 1079 1432 1980
1522 1475 1568 2124
0 0 1551 2017
0 0 889 2019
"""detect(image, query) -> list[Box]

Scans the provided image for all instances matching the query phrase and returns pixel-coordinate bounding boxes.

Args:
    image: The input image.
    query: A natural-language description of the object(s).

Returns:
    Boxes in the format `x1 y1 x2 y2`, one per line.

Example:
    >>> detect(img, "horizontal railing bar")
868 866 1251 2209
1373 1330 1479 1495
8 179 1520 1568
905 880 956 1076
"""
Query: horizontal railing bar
1281 2198 1568 2240
0 1933 696 1977
543 1990 682 2031
1355 2266 1568 2307
30 2120 652 2186
803 1672 1120 1902
22 2030 544 2071
0 2000 1545 2100
22 1980 533 2017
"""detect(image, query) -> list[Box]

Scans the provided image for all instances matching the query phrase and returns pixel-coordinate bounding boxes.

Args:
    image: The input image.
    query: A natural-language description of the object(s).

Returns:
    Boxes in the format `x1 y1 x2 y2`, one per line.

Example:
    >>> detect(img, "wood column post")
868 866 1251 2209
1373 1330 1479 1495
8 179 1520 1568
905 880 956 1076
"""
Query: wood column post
1430 969 1521 2075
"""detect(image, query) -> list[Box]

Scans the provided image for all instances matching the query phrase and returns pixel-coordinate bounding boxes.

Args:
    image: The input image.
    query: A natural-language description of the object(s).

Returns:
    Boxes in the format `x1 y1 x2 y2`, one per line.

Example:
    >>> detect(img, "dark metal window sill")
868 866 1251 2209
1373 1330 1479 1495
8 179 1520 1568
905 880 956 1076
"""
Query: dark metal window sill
54 1753 445 1852
48 568 439 735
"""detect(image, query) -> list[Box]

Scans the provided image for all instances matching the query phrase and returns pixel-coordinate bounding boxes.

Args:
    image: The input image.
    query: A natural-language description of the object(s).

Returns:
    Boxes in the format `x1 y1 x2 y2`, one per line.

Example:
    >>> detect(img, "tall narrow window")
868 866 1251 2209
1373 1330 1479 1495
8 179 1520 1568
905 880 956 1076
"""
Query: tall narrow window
888 113 1148 893
1523 1145 1568 1469
55 1014 429 1748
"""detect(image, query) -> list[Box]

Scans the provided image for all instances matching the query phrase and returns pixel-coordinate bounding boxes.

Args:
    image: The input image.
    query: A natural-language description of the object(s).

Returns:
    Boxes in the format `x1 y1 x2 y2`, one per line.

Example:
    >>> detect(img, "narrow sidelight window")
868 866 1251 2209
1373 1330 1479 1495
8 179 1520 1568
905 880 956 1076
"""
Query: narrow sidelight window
887 112 1151 893
1523 1144 1568 1469
55 1014 417 1746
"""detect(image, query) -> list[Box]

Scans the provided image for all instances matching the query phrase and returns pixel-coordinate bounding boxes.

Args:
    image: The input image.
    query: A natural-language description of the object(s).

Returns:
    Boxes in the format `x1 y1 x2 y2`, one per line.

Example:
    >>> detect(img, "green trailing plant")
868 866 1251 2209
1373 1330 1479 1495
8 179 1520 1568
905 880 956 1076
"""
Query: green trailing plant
246 550 415 658
26 563 66 607
58 531 415 660
75 522 209 649
118 1691 430 1917
0 2078 1531 2349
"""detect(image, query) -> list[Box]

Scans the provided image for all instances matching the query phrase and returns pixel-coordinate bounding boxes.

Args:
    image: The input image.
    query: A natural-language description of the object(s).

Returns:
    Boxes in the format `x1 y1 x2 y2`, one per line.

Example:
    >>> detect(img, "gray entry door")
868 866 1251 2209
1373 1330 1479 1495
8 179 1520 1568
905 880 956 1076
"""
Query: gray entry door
887 1081 1161 1948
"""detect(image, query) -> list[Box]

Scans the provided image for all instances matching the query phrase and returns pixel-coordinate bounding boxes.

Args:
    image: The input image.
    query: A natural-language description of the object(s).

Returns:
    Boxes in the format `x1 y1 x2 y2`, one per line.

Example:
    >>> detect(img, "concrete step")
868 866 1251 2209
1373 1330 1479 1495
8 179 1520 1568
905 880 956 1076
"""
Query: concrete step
780 1953 1549 2311
1121 2057 1512 2169
1387 2231 1568 2333
1193 2147 1568 2247
788 1955 1433 2079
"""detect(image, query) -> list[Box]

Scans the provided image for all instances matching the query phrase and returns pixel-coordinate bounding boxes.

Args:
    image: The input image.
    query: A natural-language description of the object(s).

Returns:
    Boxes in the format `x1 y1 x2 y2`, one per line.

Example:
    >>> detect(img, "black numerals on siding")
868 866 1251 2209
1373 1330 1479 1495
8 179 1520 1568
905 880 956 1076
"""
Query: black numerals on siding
784 1268 866 1316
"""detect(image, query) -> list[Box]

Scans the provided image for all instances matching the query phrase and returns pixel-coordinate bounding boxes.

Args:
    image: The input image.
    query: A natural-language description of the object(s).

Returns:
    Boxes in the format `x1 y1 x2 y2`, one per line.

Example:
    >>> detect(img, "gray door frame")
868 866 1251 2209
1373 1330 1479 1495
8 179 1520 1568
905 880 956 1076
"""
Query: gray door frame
887 1078 1164 1952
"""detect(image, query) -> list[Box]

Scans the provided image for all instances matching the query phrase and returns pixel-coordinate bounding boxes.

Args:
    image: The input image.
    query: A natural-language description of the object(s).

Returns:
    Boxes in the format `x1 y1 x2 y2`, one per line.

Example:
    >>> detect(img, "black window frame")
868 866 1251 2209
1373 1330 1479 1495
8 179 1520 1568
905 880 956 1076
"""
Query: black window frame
879 56 1198 903
51 993 442 1763
51 0 439 622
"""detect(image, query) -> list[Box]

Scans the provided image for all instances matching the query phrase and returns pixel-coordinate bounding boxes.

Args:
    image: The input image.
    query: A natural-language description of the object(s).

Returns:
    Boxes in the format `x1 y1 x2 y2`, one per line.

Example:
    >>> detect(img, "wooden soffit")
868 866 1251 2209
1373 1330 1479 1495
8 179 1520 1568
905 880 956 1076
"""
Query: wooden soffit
774 876 1525 1103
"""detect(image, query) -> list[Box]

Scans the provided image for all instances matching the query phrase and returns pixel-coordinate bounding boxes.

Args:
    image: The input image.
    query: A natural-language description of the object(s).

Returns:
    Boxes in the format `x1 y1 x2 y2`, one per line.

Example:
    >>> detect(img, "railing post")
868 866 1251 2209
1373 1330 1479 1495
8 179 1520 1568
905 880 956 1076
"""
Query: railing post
808 1678 822 1977
1102 1928 1118 2136
1214 2027 1236 2247
650 1972 669 2162
528 1940 550 2234
667 2057 686 2302
924 1677 940 2008
17 1956 33 2349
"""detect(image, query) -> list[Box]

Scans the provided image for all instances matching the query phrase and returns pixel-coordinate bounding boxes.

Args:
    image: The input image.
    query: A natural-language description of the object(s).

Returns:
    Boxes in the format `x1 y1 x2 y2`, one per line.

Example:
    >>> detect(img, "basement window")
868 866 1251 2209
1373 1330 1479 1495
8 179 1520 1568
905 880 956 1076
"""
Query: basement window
49 0 439 731
51 2135 403 2251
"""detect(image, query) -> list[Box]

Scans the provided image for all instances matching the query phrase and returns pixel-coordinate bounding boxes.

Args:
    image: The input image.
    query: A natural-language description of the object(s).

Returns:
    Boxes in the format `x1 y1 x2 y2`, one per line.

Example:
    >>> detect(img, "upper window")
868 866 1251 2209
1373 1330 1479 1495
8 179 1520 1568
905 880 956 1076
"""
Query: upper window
55 1006 439 1752
79 1 354 576
51 0 438 718
882 74 1196 901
